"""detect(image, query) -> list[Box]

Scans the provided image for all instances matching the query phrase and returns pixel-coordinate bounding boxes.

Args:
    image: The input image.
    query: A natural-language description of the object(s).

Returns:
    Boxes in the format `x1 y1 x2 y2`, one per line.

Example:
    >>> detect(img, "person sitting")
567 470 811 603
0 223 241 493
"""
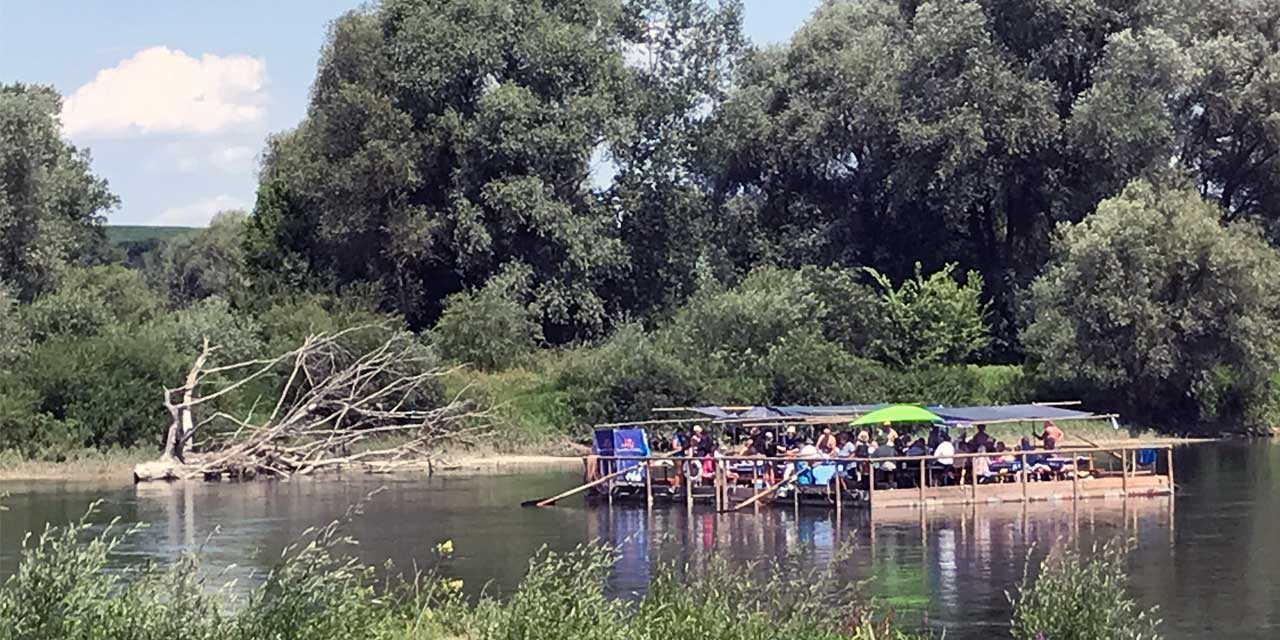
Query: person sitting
907 437 927 457
970 424 994 451
931 432 956 485
782 425 803 453
816 427 838 454
871 436 898 487
835 432 856 458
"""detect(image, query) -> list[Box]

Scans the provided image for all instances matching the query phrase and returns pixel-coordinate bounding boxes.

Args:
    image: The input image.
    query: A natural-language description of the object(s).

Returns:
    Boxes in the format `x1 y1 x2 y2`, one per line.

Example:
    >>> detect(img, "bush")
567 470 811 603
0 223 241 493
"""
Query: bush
11 324 186 451
753 329 893 405
432 266 542 371
863 263 991 367
21 266 163 341
1009 540 1162 640
556 325 699 426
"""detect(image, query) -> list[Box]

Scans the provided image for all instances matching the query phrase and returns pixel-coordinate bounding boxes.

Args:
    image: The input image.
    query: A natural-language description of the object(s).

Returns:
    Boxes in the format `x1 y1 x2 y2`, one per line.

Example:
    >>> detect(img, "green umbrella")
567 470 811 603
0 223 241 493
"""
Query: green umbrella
850 404 942 426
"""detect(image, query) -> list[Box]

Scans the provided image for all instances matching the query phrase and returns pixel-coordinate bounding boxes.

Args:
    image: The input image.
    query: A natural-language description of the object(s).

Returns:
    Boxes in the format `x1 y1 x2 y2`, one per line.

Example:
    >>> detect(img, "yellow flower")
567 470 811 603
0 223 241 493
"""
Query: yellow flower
435 540 454 555
445 579 464 593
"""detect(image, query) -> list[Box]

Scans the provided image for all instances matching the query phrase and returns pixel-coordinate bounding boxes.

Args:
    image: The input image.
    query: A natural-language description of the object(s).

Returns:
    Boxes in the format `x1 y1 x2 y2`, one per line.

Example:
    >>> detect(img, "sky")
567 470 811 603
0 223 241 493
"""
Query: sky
0 0 821 227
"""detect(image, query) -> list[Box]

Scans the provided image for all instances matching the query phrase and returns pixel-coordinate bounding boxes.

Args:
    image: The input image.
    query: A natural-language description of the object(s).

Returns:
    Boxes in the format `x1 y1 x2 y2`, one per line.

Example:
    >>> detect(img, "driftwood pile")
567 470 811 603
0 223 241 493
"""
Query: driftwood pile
134 327 490 482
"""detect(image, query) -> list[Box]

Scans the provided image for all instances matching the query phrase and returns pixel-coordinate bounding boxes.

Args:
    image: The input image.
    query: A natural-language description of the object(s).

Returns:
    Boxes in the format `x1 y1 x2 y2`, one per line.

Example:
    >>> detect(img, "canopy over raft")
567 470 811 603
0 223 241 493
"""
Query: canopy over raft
668 402 1110 426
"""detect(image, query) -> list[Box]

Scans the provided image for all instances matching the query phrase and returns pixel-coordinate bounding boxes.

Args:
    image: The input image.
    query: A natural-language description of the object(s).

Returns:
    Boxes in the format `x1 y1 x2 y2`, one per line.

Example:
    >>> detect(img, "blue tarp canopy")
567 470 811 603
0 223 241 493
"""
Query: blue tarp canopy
685 403 1097 424
927 404 1094 425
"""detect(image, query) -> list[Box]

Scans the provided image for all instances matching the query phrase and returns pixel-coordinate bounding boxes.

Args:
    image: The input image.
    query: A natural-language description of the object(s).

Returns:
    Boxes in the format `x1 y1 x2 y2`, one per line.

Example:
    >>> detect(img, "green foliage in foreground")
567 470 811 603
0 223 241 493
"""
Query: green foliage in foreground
1009 541 1162 640
0 506 924 640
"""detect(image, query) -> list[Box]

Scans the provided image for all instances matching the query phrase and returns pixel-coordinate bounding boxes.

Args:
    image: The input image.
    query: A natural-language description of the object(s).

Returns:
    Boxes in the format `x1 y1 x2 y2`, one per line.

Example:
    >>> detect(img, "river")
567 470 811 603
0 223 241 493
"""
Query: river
1 440 1277 639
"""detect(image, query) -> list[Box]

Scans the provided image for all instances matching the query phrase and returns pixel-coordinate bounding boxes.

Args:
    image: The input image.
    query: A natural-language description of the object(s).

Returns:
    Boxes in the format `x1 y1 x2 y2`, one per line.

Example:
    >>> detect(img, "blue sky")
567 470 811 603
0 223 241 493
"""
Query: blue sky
0 1 819 226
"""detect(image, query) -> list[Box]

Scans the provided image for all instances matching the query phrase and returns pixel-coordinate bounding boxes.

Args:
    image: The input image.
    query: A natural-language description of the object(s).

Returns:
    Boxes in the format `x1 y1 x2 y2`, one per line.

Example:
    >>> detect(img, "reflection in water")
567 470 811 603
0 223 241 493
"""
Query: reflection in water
2 442 1280 639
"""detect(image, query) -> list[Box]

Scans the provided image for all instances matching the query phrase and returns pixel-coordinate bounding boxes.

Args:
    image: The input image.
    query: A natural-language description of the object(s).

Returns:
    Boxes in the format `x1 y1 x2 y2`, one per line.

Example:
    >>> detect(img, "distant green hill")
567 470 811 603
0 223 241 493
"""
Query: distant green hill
105 226 197 244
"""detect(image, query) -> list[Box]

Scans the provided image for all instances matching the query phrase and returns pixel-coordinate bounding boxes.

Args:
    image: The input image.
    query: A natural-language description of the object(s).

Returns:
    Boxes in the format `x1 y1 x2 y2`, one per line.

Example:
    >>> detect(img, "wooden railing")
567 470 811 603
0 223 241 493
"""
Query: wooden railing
582 442 1176 511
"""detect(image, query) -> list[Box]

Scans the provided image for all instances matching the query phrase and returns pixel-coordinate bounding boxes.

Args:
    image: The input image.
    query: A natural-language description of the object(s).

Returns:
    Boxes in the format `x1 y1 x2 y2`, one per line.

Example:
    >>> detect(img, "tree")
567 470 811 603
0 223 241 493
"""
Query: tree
864 263 991 367
245 0 631 340
149 210 250 307
609 0 746 317
21 266 163 341
1023 180 1280 429
0 84 116 299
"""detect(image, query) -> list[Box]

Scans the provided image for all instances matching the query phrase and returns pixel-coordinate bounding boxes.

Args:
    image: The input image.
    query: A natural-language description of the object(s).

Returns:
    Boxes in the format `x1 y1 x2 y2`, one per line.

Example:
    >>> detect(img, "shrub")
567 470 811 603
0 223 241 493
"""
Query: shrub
21 266 163 341
432 266 542 371
754 329 893 405
556 325 699 426
863 263 991 367
8 323 186 451
1009 540 1161 640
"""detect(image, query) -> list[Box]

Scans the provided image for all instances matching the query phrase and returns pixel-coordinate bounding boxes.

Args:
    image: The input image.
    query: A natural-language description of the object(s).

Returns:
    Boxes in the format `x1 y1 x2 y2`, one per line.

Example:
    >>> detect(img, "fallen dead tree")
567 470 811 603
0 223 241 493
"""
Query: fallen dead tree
134 326 491 482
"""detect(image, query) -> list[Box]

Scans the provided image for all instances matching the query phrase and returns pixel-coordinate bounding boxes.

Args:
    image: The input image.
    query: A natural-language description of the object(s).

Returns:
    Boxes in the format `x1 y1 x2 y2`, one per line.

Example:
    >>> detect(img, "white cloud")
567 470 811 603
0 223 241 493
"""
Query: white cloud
208 144 256 172
153 194 246 227
63 47 266 138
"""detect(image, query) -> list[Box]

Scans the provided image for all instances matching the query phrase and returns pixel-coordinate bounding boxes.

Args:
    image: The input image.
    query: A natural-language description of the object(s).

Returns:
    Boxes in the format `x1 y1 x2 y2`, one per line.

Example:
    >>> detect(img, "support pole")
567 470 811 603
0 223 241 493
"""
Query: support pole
686 460 694 513
1121 449 1129 496
752 462 760 513
1020 453 1028 503
1072 454 1079 501
835 472 843 519
1166 447 1175 492
868 460 875 509
645 458 653 510
606 459 614 507
919 460 926 504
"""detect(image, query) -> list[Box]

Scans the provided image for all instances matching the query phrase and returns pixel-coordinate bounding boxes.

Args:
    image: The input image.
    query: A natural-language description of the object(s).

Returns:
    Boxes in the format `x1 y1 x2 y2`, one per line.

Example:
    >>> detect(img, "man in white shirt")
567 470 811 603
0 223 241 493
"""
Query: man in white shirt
933 433 956 466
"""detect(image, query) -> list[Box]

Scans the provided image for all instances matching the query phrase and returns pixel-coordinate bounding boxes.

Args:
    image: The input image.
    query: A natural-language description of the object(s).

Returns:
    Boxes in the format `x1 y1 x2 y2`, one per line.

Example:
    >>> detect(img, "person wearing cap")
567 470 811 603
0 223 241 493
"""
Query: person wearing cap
881 421 898 445
815 427 837 454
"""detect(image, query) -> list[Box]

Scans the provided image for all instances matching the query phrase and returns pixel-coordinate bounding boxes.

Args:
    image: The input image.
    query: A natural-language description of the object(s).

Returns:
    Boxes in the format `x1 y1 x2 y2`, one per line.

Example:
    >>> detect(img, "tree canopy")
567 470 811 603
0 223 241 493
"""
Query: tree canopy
0 84 116 299
1024 181 1280 428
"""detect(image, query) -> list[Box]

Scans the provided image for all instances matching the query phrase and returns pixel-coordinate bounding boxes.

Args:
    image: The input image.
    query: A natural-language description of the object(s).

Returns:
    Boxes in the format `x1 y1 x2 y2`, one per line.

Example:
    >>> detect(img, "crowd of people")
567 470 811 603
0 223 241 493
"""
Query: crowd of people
666 420 1074 488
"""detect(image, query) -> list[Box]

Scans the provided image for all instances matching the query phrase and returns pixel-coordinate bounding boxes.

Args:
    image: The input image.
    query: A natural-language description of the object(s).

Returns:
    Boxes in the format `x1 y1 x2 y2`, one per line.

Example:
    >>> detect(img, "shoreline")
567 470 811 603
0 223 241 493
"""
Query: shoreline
0 434 1222 484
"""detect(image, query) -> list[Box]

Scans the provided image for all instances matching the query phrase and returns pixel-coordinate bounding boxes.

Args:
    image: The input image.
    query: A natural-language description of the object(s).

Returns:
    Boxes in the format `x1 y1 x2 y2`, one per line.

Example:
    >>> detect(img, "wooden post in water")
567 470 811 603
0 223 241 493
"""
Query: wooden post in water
685 460 694 512
607 459 614 507
1121 449 1129 496
1020 453 1028 503
868 461 875 509
752 463 760 514
645 459 654 510
971 455 979 503
713 462 721 511
918 460 926 504
1071 454 1079 501
1166 447 1175 492
835 473 843 519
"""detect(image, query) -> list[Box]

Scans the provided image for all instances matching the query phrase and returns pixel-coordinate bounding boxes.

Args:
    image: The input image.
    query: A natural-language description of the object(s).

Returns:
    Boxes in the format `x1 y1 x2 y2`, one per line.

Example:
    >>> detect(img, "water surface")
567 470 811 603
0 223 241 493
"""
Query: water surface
1 441 1277 639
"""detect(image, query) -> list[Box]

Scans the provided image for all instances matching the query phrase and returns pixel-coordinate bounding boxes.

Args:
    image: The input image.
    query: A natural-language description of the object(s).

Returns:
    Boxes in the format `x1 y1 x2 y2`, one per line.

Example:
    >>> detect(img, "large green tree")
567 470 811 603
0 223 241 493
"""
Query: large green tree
1024 180 1280 429
246 0 631 340
608 0 746 317
0 84 116 298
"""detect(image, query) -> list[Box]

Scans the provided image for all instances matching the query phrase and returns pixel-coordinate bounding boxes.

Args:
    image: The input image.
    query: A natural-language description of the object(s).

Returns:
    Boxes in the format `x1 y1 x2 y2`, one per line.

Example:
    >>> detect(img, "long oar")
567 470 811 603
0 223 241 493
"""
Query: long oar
521 454 674 508
723 473 798 513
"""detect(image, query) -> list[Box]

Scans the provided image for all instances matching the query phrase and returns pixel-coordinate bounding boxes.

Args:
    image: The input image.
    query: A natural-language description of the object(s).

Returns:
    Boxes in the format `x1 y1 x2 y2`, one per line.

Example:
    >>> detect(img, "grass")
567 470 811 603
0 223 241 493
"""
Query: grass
0 447 152 481
442 354 577 447
104 225 197 244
